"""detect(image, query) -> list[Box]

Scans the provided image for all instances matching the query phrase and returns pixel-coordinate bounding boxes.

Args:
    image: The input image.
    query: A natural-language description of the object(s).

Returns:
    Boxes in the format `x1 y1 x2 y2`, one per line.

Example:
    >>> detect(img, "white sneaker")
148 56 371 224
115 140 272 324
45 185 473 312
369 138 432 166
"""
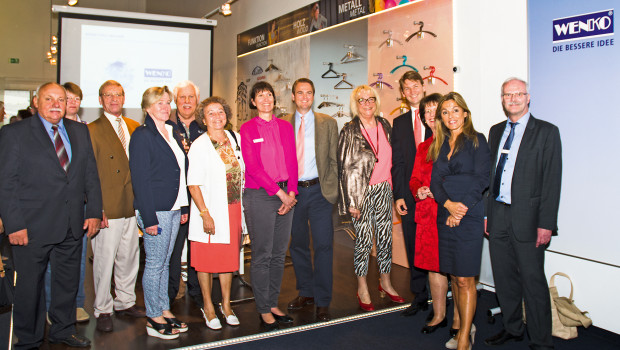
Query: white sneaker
200 308 222 330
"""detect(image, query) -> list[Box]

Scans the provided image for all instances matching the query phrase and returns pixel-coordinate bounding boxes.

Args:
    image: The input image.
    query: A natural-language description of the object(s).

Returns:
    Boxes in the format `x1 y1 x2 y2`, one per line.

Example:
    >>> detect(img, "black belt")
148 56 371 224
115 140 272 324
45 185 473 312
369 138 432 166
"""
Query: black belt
276 181 288 189
298 178 319 188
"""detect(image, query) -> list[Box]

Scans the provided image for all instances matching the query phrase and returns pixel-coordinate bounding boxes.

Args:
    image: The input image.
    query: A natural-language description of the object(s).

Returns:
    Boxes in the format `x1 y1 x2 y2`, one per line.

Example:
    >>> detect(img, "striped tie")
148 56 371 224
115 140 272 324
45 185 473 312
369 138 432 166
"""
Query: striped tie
116 117 127 150
52 125 69 172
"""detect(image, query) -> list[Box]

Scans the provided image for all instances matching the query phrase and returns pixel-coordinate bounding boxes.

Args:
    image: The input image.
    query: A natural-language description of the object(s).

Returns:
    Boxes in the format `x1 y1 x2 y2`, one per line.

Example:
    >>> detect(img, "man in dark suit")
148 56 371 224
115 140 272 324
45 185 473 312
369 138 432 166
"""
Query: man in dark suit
0 82 102 349
484 78 561 350
167 80 204 308
282 78 338 322
391 71 432 315
88 80 145 333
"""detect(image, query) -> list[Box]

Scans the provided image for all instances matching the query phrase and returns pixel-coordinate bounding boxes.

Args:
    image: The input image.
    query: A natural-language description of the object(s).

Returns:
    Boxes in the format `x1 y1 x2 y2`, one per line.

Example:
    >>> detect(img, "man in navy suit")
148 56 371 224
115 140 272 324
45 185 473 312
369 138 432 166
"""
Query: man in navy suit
0 82 102 349
485 78 561 350
391 71 432 315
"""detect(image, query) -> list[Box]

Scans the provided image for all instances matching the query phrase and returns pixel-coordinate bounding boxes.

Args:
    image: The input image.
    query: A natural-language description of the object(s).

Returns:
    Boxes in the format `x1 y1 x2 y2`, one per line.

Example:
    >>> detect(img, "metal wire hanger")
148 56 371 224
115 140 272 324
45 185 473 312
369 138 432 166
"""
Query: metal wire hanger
322 62 340 78
334 73 353 89
378 30 403 48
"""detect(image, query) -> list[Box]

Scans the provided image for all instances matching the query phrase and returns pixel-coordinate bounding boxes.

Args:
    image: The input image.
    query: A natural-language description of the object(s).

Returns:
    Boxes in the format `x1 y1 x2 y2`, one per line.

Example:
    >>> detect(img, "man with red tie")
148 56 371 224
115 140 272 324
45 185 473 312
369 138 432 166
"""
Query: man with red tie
0 82 102 348
391 71 432 316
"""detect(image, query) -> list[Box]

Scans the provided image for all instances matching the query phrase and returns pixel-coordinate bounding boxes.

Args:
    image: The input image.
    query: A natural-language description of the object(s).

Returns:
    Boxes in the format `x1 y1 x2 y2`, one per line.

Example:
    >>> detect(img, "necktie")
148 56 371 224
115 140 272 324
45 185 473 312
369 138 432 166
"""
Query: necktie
296 115 305 178
52 125 69 172
414 109 423 149
116 117 127 151
493 122 517 197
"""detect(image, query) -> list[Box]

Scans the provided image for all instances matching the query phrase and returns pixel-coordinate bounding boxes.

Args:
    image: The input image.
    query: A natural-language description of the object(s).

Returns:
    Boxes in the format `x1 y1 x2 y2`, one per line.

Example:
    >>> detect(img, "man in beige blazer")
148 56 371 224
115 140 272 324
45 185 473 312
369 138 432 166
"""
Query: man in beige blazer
88 80 145 332
281 78 338 322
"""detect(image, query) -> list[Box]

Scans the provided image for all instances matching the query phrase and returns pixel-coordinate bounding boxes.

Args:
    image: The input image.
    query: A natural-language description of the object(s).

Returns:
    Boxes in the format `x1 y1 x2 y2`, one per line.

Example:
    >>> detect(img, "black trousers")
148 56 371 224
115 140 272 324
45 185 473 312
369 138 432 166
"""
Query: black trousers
401 196 429 304
12 229 82 349
488 201 553 350
169 220 201 302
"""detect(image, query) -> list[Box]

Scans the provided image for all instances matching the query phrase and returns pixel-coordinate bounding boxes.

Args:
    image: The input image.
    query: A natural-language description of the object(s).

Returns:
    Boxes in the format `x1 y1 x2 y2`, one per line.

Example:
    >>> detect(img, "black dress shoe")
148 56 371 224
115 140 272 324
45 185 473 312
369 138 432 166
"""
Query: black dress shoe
272 312 294 324
259 315 279 331
50 334 91 347
96 313 113 332
484 329 524 346
421 317 447 334
316 307 331 322
287 296 315 310
401 301 428 317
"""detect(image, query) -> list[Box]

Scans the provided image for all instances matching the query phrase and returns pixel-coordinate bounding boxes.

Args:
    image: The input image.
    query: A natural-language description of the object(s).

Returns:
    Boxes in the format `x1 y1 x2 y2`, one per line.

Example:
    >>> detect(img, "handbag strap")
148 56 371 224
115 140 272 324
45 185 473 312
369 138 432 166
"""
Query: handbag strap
550 272 574 300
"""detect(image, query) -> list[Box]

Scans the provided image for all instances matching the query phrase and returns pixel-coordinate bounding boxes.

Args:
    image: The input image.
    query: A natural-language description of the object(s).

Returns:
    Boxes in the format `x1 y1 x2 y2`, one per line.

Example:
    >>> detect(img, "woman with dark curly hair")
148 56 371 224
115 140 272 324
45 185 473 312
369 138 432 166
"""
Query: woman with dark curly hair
187 96 245 329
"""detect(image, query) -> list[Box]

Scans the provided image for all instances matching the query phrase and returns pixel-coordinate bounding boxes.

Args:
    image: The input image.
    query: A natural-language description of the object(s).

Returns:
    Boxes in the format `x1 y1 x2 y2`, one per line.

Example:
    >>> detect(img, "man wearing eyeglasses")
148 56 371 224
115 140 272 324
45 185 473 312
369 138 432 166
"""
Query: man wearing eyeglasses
484 78 561 349
88 80 145 332
391 71 433 316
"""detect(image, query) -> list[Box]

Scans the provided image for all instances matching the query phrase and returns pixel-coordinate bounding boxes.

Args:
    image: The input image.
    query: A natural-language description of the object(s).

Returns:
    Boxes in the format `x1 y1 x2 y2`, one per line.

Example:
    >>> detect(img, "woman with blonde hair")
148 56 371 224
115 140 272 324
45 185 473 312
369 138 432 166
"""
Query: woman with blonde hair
130 86 189 339
429 92 490 349
338 85 404 312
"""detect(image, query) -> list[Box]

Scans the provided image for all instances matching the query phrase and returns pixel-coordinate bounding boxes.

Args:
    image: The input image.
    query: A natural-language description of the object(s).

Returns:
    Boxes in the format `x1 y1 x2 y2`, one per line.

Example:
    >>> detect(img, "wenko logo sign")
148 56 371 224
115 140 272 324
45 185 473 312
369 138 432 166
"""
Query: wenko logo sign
553 9 614 43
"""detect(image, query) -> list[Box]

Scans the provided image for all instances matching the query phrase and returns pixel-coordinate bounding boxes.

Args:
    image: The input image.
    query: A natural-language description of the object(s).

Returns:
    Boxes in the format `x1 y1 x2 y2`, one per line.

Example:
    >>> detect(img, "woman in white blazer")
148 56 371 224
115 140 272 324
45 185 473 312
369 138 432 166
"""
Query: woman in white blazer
187 97 245 330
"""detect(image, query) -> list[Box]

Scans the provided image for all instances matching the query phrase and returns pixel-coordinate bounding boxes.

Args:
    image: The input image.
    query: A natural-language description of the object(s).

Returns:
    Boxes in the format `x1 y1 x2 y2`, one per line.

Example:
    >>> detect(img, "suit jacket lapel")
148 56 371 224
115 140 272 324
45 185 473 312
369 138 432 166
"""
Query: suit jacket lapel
513 114 536 172
64 121 79 175
314 112 324 155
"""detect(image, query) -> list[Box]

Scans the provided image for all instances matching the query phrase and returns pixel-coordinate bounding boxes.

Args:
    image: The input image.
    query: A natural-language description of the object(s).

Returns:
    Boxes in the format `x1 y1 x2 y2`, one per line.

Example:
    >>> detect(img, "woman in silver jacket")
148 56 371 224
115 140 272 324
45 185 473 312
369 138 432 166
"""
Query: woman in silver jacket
338 85 404 312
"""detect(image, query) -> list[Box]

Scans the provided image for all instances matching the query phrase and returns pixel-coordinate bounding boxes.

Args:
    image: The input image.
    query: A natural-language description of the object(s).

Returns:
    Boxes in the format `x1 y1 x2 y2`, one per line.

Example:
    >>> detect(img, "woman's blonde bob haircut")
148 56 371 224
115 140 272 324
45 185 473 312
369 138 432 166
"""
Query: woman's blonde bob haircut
350 85 381 117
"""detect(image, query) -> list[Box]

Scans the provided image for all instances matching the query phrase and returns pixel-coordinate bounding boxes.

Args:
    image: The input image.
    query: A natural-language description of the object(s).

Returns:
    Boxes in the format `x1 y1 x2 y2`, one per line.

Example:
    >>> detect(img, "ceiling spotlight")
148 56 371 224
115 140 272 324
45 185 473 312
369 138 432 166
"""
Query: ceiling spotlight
52 35 58 45
47 52 53 59
50 58 57 65
68 0 78 6
50 46 58 54
220 4 232 16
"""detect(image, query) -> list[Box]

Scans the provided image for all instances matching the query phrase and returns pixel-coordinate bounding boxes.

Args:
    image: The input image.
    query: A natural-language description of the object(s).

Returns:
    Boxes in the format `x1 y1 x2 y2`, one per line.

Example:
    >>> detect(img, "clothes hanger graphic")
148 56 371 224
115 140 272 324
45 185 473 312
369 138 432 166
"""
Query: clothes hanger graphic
378 30 403 48
369 73 393 89
406 21 437 42
422 66 448 85
390 55 418 74
321 62 340 78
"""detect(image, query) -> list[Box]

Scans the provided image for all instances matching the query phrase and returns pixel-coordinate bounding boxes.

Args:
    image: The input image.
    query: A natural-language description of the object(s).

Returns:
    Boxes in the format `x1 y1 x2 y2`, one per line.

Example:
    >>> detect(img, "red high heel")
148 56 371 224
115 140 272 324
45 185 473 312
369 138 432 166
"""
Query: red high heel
357 293 375 311
378 284 405 303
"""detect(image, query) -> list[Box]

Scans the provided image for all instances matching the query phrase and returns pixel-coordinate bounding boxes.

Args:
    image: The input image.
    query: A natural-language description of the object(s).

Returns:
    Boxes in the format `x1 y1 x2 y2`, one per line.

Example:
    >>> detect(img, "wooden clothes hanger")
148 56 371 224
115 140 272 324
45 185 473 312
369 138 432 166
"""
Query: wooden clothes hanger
334 73 353 89
390 55 418 74
265 59 280 72
406 21 438 42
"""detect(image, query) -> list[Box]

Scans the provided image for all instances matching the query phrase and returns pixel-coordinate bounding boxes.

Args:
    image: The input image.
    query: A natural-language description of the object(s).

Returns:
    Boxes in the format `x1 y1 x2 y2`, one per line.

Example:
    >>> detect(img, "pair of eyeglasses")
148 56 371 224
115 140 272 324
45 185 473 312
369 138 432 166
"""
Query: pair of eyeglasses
66 97 81 102
357 97 377 104
501 92 528 99
102 93 124 98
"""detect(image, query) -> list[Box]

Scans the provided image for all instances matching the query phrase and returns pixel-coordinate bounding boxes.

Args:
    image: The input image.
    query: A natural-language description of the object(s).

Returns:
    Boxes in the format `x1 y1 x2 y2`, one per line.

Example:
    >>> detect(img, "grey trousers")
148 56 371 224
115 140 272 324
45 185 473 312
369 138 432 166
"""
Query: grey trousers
243 188 294 314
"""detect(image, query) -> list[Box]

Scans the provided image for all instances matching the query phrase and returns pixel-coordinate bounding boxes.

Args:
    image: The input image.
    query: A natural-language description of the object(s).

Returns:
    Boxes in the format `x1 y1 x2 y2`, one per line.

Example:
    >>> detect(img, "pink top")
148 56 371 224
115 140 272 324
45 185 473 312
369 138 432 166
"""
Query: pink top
361 123 392 187
240 116 299 196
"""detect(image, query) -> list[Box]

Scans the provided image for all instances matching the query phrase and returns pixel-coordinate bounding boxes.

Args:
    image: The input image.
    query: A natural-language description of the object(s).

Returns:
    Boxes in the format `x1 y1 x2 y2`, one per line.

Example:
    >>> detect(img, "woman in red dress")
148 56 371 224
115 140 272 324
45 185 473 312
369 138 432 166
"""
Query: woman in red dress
409 93 459 337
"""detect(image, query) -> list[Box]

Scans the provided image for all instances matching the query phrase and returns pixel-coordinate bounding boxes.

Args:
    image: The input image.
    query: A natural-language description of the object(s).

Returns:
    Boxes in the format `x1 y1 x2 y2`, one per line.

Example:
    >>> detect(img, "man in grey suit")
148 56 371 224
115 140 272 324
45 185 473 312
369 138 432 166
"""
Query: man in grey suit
281 78 339 322
485 78 562 350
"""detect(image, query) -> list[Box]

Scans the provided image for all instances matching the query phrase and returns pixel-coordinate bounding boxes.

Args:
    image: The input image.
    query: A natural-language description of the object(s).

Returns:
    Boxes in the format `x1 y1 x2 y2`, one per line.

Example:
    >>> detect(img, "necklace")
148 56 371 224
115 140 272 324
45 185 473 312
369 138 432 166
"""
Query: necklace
360 118 380 163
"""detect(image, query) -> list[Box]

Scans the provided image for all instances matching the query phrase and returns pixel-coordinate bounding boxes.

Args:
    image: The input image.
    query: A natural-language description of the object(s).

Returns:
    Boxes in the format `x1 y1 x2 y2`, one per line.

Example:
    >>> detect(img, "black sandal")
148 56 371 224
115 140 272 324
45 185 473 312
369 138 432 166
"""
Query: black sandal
164 317 188 332
146 317 179 339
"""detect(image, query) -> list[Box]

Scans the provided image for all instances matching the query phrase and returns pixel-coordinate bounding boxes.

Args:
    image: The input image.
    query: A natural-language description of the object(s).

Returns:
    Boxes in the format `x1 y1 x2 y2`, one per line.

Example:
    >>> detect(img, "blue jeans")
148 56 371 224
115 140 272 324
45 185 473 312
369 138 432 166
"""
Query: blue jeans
45 234 87 310
137 210 180 318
